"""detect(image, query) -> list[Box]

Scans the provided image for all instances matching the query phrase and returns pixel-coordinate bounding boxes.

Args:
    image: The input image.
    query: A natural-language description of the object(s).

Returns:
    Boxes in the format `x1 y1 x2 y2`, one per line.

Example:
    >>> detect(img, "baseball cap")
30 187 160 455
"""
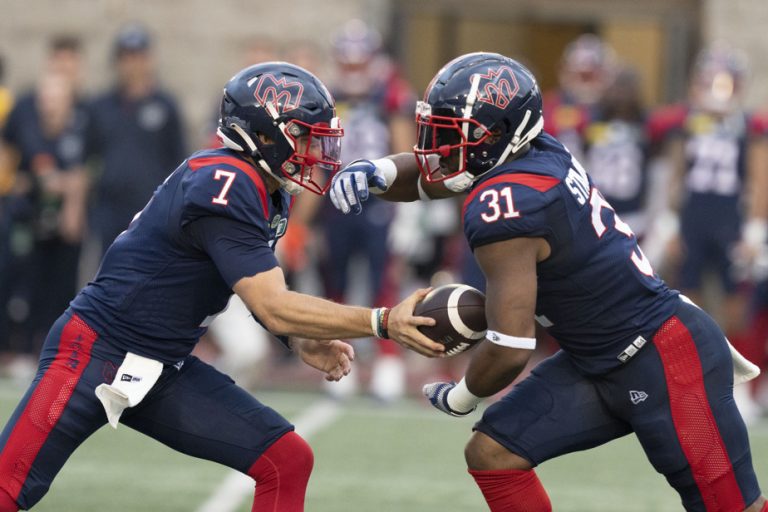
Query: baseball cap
113 23 152 56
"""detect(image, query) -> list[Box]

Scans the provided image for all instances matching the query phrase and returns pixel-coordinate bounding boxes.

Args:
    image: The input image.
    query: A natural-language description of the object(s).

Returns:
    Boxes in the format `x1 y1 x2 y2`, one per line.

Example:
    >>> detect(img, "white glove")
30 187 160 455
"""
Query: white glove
329 159 390 215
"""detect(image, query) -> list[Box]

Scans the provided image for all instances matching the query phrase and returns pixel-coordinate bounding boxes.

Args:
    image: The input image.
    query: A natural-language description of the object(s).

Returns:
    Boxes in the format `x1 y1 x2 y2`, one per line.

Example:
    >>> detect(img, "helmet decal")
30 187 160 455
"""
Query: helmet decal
250 74 304 113
473 66 520 110
414 53 543 185
218 62 343 195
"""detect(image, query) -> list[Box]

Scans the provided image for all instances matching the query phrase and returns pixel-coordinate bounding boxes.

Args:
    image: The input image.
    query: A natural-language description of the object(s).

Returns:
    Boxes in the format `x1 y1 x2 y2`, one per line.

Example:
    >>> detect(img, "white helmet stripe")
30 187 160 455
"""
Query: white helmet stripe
216 127 244 152
447 285 486 340
229 124 257 153
460 74 482 171
263 102 296 151
512 109 532 145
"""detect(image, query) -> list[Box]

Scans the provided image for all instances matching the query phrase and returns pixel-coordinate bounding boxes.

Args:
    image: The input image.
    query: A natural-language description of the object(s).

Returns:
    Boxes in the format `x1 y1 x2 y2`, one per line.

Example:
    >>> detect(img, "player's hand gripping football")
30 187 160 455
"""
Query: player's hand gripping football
329 159 389 215
295 339 355 381
387 288 445 358
422 382 477 417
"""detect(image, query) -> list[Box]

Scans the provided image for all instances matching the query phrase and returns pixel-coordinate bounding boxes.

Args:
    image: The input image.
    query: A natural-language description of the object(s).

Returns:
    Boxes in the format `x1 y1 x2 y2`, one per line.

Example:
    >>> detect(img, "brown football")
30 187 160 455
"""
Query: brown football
413 284 487 356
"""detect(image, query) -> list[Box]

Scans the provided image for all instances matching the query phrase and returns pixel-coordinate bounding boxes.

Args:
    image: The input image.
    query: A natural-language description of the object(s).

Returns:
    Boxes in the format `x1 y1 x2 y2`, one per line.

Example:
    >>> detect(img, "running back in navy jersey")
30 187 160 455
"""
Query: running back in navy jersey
71 148 291 364
463 133 679 374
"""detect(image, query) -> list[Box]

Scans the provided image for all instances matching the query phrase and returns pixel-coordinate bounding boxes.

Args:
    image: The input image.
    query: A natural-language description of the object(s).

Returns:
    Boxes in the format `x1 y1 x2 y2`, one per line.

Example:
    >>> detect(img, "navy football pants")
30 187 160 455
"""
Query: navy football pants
0 311 292 509
476 299 761 511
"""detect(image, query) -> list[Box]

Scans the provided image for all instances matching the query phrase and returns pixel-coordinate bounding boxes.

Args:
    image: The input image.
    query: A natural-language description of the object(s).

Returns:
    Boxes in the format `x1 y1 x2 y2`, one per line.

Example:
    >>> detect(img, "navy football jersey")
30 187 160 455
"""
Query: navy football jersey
463 133 679 375
583 119 649 235
681 111 749 230
70 148 291 364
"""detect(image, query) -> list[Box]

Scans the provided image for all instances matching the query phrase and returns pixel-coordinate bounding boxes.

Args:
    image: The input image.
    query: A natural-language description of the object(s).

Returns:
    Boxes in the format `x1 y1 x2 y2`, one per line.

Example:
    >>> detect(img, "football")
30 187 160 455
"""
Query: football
414 284 487 356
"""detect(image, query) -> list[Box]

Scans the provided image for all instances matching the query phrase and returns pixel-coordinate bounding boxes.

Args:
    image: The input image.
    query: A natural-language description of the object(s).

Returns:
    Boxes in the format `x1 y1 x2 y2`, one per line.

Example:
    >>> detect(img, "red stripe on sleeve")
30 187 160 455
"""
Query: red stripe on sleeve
0 315 98 501
462 173 560 220
189 156 269 220
653 317 746 512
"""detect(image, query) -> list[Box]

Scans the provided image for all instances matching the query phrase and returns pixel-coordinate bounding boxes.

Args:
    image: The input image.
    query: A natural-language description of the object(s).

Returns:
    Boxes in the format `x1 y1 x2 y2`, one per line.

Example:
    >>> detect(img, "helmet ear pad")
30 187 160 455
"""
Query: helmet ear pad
465 123 508 175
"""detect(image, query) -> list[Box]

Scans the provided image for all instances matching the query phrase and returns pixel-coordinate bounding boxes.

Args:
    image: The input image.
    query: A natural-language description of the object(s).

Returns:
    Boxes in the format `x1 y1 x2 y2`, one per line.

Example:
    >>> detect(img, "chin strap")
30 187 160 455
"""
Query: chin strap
443 170 477 193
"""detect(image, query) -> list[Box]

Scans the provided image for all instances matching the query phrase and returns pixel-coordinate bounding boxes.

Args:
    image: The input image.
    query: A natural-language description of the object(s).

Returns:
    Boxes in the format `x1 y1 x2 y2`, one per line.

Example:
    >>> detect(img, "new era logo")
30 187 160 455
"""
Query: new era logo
629 390 648 404
120 374 143 383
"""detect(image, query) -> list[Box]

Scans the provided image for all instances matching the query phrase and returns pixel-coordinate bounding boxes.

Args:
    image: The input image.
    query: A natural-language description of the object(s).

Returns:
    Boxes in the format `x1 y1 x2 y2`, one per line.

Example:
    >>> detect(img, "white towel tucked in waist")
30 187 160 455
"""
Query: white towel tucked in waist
95 352 163 429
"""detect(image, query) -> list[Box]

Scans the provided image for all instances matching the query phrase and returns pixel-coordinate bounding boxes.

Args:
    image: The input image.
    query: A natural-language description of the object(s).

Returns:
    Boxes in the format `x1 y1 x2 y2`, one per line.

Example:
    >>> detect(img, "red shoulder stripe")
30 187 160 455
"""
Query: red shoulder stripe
463 173 560 219
189 156 269 220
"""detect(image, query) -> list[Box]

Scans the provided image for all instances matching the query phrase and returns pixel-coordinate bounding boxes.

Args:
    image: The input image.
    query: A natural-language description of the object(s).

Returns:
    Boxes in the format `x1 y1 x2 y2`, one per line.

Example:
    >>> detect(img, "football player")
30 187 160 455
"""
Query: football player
0 62 443 512
648 44 766 421
543 34 616 163
583 64 651 238
330 52 766 511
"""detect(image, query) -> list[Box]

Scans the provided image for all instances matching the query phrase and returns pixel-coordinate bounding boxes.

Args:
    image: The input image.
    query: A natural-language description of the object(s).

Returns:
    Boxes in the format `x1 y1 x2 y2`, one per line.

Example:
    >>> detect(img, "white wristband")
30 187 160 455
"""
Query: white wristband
486 330 536 350
370 158 397 194
370 308 381 337
447 377 483 412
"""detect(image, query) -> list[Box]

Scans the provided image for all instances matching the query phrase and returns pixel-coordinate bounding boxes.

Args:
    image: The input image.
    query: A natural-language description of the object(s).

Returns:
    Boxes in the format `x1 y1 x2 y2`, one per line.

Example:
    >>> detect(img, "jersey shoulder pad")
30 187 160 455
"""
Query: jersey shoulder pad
181 152 270 228
646 103 687 143
543 92 591 136
463 172 561 248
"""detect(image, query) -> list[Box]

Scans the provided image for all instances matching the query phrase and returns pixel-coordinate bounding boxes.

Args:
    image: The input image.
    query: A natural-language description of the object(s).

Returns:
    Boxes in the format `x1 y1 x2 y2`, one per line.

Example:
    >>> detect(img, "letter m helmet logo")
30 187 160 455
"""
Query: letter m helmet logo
250 74 304 113
472 66 520 109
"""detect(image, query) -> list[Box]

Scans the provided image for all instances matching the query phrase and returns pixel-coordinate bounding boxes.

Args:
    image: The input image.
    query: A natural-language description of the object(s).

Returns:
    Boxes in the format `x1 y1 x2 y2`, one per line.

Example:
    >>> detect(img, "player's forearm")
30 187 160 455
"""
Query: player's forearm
234 268 379 340
251 288 376 340
464 342 531 397
371 153 420 201
373 153 458 202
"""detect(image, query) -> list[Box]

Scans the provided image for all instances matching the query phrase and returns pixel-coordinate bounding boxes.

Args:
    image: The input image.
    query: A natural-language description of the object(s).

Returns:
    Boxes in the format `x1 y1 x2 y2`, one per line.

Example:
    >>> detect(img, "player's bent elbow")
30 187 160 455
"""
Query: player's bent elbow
255 307 288 336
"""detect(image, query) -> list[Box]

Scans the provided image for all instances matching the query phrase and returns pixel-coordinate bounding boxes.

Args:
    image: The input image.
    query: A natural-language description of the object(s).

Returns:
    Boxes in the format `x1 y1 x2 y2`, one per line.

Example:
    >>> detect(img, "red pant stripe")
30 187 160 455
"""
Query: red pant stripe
0 314 97 500
654 316 745 512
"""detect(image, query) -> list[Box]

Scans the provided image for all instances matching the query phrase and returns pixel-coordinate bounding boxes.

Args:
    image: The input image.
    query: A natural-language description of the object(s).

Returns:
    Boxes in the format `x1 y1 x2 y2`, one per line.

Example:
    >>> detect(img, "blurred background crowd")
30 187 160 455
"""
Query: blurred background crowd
2 0 768 423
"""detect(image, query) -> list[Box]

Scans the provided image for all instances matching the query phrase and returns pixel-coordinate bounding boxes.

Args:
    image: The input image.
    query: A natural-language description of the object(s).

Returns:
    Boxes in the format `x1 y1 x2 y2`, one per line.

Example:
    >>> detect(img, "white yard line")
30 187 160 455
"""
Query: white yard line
195 398 343 512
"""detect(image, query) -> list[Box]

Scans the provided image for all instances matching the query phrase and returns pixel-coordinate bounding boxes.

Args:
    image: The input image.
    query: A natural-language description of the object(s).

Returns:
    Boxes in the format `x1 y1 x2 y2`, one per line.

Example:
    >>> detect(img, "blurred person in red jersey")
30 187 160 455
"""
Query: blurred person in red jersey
543 33 617 163
584 64 652 239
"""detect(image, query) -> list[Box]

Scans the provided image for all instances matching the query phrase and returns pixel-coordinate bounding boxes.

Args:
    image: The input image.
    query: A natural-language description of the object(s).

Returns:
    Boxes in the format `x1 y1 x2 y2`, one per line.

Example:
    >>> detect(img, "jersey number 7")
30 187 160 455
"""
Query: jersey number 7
212 170 237 205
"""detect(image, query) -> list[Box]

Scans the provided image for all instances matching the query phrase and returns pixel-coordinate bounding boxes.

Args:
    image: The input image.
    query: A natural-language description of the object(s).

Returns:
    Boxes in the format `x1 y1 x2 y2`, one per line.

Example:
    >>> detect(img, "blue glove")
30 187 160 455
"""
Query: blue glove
329 159 389 215
422 381 477 417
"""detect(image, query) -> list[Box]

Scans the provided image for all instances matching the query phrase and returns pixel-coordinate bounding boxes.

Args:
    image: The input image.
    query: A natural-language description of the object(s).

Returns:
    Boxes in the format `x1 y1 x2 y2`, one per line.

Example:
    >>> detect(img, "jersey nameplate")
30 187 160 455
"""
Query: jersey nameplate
564 158 590 207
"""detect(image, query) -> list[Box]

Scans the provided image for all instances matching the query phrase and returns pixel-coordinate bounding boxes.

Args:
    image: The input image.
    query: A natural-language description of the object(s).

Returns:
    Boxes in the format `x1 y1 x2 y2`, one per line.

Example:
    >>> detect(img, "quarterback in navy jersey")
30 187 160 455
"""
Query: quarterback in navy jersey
330 53 766 511
0 63 443 512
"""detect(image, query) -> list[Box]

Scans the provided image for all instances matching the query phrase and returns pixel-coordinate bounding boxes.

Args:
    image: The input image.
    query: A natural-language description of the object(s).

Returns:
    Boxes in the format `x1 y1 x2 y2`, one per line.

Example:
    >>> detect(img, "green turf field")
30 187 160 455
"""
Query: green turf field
1 379 766 511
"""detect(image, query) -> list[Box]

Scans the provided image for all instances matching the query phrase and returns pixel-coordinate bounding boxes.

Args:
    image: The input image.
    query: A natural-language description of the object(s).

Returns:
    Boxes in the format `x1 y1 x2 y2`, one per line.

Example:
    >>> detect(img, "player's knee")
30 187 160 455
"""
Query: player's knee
279 431 314 479
249 431 314 484
465 432 531 471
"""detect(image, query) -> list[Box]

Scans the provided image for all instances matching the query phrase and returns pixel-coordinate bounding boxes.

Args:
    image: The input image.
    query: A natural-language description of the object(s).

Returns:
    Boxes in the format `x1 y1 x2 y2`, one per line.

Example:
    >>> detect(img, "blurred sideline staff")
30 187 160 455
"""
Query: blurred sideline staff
86 23 186 255
0 36 89 368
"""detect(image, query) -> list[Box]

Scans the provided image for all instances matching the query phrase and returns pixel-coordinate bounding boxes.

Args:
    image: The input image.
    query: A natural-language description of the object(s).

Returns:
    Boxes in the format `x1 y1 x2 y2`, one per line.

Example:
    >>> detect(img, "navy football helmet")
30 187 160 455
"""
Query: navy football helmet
414 52 544 190
690 43 748 115
559 34 616 106
217 62 343 195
